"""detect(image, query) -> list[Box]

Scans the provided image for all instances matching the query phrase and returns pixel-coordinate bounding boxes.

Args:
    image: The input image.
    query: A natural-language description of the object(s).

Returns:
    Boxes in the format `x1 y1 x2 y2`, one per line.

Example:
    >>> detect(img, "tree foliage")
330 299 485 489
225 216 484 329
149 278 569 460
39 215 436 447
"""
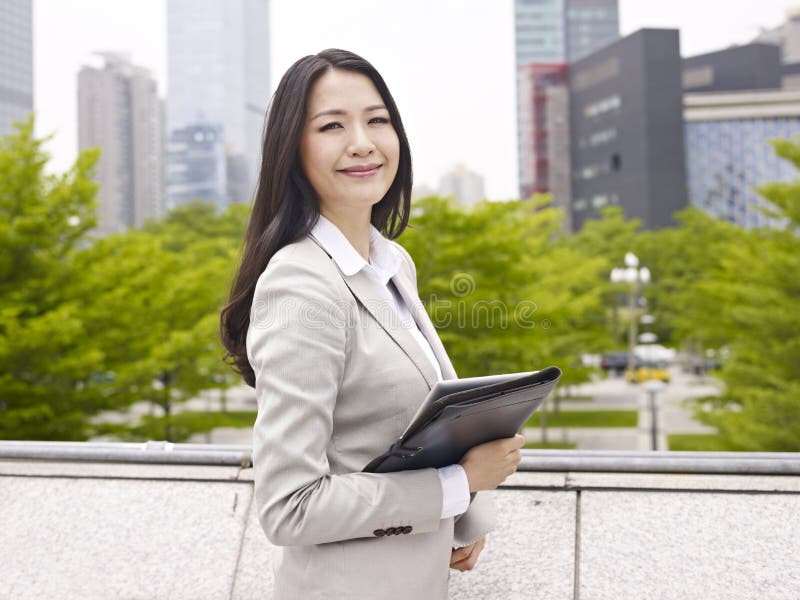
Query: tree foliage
0 117 103 439
678 139 800 450
67 204 246 439
400 196 607 386
0 118 248 440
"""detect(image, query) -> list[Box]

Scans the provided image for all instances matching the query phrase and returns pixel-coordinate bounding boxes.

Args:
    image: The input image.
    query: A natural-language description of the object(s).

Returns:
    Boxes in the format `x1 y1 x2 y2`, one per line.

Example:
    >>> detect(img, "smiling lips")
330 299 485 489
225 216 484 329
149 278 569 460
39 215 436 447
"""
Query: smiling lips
339 163 381 177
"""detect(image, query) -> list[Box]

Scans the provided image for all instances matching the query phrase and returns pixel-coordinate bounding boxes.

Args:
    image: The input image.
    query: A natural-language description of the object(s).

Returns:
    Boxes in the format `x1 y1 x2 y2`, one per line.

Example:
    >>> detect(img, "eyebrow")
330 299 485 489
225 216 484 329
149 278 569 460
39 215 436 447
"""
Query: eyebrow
310 104 388 121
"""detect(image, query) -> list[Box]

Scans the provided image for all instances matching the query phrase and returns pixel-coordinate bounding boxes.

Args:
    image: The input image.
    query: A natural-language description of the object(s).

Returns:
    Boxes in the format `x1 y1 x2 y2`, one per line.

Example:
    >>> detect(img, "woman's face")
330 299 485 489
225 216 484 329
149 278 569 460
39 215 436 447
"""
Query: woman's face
299 69 400 221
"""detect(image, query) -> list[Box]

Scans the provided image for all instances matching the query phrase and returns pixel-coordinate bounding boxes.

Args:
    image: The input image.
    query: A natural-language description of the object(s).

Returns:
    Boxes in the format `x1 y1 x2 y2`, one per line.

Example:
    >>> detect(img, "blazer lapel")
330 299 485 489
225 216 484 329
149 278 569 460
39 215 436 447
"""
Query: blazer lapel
340 270 441 389
307 232 456 386
391 273 459 381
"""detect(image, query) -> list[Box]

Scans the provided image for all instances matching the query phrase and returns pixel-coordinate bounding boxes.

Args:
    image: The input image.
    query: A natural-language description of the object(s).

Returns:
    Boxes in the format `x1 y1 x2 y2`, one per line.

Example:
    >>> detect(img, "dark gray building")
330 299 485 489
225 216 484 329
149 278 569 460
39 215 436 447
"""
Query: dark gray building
569 29 687 231
682 43 782 93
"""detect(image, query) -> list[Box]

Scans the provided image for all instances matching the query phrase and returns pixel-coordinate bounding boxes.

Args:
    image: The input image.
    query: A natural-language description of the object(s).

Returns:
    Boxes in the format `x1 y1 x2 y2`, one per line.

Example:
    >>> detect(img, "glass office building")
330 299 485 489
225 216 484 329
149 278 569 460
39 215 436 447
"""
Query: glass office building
514 0 617 65
0 0 33 137
565 0 620 62
684 90 800 228
166 0 269 210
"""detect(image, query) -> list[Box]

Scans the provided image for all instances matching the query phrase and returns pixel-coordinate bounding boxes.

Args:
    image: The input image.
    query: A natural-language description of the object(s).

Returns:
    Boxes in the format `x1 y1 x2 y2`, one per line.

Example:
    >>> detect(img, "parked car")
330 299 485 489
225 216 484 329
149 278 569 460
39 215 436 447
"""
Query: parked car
625 361 670 384
600 352 632 375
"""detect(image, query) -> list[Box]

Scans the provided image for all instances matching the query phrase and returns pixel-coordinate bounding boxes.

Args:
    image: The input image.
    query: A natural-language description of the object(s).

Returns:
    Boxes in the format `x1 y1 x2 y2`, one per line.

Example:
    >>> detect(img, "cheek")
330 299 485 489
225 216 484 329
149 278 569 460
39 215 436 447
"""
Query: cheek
381 130 401 163
300 138 333 182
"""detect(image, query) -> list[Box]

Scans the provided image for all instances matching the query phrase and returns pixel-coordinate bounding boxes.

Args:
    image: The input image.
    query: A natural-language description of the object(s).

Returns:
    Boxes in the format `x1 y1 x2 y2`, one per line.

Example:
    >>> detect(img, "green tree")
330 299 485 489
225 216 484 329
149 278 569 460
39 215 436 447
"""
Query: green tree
399 196 607 385
635 207 745 351
564 205 644 349
0 118 249 441
0 116 105 439
685 139 800 451
70 202 246 440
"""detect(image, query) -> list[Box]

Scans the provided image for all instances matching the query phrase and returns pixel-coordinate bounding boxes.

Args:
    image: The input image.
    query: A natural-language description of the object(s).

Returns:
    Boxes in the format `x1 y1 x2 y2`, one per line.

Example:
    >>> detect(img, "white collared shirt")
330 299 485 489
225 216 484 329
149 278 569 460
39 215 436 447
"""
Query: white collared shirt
310 214 470 520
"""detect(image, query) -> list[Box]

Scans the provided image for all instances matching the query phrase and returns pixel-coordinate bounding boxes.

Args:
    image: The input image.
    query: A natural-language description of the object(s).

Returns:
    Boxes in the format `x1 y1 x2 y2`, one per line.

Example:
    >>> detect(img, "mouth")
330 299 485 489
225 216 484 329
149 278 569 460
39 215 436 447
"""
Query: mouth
338 164 382 178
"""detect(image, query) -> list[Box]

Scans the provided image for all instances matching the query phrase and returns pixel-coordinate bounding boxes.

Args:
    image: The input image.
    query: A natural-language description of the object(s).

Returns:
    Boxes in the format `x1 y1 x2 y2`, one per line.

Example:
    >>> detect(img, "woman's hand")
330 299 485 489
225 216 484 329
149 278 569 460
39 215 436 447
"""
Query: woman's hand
450 536 486 571
458 434 524 492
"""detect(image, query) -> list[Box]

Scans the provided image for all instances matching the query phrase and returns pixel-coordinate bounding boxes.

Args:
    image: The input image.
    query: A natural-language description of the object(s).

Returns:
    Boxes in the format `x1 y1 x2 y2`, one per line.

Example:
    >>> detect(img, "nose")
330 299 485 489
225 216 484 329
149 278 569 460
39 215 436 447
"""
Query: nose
346 122 375 156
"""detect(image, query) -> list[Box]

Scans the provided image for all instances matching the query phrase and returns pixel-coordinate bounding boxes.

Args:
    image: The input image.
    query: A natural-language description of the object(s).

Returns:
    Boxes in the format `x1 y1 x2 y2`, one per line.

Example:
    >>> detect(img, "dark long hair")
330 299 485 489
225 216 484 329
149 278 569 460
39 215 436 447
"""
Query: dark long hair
220 48 414 387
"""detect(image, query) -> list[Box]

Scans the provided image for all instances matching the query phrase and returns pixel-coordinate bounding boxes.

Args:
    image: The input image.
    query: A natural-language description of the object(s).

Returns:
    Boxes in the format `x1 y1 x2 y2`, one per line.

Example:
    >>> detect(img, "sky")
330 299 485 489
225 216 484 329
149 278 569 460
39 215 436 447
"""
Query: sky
32 0 800 200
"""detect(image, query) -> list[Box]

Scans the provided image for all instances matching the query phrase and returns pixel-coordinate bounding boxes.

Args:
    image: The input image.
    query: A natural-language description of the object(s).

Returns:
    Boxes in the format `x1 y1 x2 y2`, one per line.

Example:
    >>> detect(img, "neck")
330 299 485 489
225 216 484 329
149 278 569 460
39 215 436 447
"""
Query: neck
320 207 372 261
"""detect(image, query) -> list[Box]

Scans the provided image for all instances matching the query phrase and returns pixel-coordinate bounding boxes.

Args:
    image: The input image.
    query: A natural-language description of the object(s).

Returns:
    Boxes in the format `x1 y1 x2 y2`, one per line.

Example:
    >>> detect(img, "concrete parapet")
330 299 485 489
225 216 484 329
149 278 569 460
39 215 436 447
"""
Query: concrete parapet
1 443 798 599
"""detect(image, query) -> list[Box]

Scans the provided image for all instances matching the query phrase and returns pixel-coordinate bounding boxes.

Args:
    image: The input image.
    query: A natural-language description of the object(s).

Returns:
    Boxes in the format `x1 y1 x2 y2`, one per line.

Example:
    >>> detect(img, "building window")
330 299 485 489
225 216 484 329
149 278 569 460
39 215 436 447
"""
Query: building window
611 153 621 171
572 58 620 92
586 127 617 146
682 65 714 89
583 94 621 118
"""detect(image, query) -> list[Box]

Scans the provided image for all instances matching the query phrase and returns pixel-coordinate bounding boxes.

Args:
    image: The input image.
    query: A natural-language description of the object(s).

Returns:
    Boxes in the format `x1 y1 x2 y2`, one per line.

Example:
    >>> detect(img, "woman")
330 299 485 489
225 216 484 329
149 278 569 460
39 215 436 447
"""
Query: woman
220 48 524 599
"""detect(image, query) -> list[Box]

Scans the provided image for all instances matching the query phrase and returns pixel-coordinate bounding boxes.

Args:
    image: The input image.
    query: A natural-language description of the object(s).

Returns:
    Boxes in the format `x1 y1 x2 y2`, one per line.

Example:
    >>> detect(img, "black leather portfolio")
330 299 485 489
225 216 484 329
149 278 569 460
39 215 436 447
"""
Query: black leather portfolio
362 366 562 473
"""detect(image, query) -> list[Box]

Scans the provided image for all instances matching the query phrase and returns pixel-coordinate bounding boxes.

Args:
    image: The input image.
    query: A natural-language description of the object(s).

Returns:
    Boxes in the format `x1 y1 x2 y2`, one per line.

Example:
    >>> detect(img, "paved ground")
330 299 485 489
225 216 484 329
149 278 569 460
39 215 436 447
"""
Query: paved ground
524 367 721 450
92 366 723 450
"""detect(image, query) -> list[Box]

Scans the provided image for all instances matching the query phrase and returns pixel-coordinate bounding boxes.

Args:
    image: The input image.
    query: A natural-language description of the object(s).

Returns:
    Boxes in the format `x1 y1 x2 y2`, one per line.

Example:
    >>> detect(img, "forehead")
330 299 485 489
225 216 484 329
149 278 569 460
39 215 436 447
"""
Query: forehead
306 69 384 112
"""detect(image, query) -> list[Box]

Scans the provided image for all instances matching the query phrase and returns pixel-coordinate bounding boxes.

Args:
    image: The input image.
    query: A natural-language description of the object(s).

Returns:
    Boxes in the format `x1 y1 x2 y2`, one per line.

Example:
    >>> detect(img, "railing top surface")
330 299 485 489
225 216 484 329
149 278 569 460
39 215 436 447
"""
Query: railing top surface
1 441 799 475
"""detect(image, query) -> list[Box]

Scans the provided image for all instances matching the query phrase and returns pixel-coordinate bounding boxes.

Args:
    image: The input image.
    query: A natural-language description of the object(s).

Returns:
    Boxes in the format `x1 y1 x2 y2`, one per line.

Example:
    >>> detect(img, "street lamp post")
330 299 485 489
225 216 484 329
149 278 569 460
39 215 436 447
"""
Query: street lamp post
610 252 651 374
643 379 667 450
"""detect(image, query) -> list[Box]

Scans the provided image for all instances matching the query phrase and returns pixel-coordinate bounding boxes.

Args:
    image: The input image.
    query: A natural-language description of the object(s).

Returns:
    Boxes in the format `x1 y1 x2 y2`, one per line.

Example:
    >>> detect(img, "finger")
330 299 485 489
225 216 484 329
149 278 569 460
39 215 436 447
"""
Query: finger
450 547 474 571
503 435 525 453
461 540 480 563
451 546 479 571
450 556 473 571
467 538 486 567
450 546 471 564
452 541 477 561
502 451 522 469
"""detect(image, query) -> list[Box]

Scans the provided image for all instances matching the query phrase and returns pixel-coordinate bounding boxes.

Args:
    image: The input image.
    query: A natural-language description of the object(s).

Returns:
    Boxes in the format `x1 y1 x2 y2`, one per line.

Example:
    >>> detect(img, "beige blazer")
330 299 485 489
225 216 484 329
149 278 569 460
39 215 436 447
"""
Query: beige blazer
247 232 495 600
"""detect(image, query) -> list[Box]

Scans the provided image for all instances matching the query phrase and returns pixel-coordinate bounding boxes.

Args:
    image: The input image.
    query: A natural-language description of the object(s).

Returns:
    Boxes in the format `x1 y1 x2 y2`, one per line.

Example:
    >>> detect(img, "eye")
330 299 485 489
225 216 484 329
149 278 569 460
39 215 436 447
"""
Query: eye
318 117 390 132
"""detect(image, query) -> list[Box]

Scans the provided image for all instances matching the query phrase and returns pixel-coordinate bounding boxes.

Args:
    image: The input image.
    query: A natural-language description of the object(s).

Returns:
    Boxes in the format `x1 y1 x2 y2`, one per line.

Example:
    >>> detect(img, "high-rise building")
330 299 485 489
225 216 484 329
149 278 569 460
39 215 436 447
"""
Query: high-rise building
438 163 486 207
565 0 620 62
0 0 33 137
684 89 800 229
166 0 270 211
514 0 618 200
518 64 571 227
569 29 687 231
78 52 165 235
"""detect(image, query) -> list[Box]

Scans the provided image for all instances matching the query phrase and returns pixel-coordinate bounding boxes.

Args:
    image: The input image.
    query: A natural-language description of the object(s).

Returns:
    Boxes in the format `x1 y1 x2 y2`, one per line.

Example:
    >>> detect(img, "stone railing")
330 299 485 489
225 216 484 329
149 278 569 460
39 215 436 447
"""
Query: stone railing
1 442 798 599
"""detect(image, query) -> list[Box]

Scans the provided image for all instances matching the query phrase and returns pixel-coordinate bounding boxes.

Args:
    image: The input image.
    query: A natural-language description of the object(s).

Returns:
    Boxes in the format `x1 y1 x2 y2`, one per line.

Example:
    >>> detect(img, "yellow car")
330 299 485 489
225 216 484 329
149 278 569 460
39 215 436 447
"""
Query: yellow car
625 362 670 384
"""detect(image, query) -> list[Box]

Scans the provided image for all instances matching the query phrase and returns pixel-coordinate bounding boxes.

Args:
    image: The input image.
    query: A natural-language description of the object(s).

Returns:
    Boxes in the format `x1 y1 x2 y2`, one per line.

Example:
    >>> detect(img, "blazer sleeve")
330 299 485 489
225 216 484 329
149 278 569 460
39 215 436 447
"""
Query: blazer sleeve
390 239 497 547
247 255 444 547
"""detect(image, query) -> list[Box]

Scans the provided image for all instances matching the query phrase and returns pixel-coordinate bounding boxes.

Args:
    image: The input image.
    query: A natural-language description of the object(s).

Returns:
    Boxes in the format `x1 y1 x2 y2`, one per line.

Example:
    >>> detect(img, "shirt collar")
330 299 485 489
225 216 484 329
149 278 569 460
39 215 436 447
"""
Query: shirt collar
310 214 402 284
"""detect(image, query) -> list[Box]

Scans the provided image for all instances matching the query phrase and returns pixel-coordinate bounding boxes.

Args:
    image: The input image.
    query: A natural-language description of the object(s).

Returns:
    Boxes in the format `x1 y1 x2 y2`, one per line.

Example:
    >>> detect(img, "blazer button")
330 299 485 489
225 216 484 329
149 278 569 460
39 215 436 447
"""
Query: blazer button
386 527 397 536
402 526 412 534
373 529 386 537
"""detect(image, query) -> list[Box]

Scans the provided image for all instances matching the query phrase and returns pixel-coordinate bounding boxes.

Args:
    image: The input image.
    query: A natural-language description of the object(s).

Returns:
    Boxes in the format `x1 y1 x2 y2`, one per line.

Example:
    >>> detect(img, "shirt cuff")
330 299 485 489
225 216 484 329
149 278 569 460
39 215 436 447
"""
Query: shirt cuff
436 463 471 519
